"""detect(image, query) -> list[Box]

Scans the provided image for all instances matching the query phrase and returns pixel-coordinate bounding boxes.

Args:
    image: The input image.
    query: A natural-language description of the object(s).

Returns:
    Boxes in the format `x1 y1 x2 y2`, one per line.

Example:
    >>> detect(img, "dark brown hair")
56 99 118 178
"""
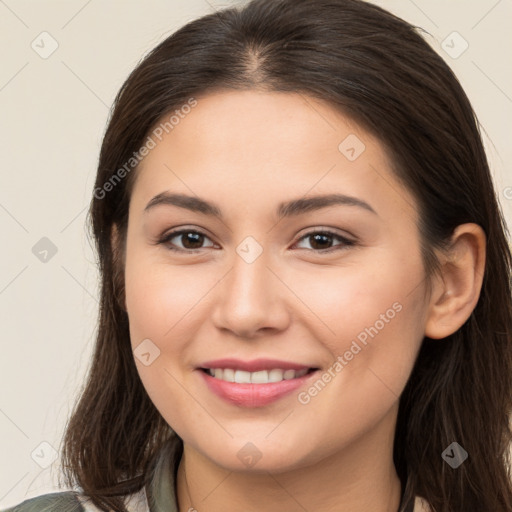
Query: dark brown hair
59 0 512 510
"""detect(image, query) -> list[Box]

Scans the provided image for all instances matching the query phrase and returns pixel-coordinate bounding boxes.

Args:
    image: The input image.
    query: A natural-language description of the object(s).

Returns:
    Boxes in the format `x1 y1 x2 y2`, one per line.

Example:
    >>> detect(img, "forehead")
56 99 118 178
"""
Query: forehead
130 90 418 227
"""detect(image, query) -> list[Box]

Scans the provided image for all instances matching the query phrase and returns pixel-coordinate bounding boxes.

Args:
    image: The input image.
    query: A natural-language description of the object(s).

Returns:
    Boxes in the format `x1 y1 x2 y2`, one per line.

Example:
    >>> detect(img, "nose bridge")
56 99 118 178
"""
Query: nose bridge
211 237 288 337
225 241 273 313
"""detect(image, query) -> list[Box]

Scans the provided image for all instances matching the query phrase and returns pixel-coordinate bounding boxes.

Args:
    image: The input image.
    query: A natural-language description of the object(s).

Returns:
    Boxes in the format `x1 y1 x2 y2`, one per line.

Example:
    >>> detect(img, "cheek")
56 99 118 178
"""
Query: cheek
124 255 203 430
124 252 208 345
289 253 426 388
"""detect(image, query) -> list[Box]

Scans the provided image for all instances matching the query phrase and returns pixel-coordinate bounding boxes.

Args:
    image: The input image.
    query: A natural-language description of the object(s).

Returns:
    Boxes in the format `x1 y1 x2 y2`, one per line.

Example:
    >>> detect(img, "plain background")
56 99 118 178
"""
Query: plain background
1 0 511 508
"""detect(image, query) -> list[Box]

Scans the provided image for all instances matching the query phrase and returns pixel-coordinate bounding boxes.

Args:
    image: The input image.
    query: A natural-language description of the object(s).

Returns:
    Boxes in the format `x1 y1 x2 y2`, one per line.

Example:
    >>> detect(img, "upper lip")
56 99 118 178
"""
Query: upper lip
198 358 318 372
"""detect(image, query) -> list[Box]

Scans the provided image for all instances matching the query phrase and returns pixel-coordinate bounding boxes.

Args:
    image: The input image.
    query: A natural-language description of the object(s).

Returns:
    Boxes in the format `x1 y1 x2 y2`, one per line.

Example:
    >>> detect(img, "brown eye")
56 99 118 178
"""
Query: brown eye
158 229 215 252
157 228 355 255
294 230 355 253
307 233 334 250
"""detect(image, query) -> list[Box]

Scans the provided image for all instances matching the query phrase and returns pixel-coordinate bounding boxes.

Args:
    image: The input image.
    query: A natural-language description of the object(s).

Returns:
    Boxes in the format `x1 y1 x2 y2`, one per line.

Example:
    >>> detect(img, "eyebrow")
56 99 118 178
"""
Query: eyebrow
143 192 378 218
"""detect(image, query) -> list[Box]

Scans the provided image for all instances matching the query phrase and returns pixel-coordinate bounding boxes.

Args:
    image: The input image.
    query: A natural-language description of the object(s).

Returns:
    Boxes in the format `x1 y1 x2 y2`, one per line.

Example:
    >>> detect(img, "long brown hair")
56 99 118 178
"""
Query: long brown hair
59 0 512 510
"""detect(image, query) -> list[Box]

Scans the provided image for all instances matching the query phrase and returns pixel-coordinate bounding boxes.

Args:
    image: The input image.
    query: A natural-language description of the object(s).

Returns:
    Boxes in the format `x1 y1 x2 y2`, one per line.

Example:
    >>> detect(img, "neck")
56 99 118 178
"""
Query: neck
176 406 403 512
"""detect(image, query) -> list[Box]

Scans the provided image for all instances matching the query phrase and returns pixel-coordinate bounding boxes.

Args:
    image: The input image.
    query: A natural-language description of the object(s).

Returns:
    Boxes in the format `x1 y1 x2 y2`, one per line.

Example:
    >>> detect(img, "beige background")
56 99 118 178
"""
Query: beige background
0 0 511 507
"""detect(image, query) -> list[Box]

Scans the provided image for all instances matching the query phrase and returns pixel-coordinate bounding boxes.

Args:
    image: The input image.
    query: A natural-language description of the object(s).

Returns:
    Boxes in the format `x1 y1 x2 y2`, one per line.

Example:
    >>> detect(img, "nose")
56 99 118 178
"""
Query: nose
211 246 290 339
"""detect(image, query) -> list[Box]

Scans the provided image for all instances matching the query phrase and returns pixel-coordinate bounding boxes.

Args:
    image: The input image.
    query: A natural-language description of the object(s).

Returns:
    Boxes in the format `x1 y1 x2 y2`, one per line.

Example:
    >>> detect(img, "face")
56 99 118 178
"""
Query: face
122 90 430 472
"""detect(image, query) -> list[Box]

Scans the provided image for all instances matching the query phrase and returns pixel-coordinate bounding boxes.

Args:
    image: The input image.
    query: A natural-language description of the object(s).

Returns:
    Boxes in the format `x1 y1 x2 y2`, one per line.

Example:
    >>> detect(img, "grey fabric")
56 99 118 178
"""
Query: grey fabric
0 491 85 512
145 437 182 512
0 438 183 512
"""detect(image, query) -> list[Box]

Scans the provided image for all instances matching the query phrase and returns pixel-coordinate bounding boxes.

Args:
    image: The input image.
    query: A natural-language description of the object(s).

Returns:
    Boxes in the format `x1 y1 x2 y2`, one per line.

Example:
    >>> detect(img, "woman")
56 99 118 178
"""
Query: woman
3 0 511 511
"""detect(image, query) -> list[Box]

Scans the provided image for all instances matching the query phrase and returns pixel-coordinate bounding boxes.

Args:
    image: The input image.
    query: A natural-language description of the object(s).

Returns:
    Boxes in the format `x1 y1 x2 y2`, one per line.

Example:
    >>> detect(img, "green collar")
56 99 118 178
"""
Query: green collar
146 437 183 512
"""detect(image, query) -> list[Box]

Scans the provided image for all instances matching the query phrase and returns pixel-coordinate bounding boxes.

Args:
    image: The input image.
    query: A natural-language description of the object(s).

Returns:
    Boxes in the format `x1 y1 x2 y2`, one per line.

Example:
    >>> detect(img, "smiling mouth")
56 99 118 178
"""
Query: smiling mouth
199 367 319 384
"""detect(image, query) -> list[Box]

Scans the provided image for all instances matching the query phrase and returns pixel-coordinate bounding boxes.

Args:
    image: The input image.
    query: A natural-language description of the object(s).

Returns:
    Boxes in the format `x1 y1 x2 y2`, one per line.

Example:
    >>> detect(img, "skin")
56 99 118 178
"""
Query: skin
113 90 486 512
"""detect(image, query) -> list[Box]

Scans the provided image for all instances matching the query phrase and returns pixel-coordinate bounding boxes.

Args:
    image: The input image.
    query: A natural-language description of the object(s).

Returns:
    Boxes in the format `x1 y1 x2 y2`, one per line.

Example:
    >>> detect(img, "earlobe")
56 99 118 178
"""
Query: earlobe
424 223 486 340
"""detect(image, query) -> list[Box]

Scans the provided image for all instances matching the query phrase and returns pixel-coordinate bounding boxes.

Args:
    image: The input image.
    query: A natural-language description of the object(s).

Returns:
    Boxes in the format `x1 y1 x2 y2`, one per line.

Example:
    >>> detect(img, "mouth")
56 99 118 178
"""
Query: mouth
196 366 321 408
198 367 319 384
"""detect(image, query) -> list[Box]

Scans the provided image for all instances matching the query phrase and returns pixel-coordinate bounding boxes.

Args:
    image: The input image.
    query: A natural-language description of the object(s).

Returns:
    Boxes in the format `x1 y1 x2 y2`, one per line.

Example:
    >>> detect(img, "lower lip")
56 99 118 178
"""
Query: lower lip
197 369 318 407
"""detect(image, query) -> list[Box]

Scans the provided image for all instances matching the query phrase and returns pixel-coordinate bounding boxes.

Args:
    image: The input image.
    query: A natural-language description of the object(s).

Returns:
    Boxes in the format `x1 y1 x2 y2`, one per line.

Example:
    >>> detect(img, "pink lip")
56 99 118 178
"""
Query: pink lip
197 368 319 408
199 358 315 372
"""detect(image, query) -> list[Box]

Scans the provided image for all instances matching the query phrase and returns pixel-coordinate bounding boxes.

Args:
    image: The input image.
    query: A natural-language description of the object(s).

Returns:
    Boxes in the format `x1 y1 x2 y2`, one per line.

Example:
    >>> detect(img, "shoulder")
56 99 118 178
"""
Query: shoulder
0 491 84 512
1 486 149 512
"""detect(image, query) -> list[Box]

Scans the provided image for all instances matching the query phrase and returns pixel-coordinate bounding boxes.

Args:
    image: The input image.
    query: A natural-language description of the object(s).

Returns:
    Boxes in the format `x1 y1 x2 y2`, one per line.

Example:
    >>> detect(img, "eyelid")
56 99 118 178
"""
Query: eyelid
156 225 356 254
292 228 356 252
294 226 355 242
157 227 216 252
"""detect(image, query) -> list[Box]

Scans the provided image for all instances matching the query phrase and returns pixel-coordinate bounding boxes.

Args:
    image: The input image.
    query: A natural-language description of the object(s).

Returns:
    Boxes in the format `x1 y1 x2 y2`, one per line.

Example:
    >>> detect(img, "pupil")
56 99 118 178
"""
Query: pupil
179 233 333 250
311 233 331 249
183 232 203 249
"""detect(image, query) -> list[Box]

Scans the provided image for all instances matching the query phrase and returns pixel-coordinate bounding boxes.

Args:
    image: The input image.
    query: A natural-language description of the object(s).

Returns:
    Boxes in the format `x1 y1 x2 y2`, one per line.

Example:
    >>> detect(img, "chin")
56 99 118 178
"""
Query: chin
188 434 319 474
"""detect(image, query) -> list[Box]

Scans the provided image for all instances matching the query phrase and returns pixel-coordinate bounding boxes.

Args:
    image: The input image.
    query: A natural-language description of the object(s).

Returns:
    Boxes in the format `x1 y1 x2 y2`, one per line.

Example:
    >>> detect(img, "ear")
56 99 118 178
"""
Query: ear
424 223 486 339
110 223 127 312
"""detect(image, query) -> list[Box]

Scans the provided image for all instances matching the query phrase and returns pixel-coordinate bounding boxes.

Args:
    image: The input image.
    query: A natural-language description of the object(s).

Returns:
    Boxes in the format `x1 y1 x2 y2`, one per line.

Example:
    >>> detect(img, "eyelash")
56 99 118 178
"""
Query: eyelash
156 228 356 254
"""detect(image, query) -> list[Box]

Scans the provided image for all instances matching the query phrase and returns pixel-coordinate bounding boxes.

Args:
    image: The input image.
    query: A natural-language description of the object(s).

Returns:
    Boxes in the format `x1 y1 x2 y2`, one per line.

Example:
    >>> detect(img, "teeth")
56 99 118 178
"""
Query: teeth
235 370 252 383
223 368 235 382
206 368 309 383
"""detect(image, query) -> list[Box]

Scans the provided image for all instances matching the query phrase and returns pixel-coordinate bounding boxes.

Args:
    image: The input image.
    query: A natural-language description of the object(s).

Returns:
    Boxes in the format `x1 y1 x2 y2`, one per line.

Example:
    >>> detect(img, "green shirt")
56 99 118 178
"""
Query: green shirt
0 439 182 512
